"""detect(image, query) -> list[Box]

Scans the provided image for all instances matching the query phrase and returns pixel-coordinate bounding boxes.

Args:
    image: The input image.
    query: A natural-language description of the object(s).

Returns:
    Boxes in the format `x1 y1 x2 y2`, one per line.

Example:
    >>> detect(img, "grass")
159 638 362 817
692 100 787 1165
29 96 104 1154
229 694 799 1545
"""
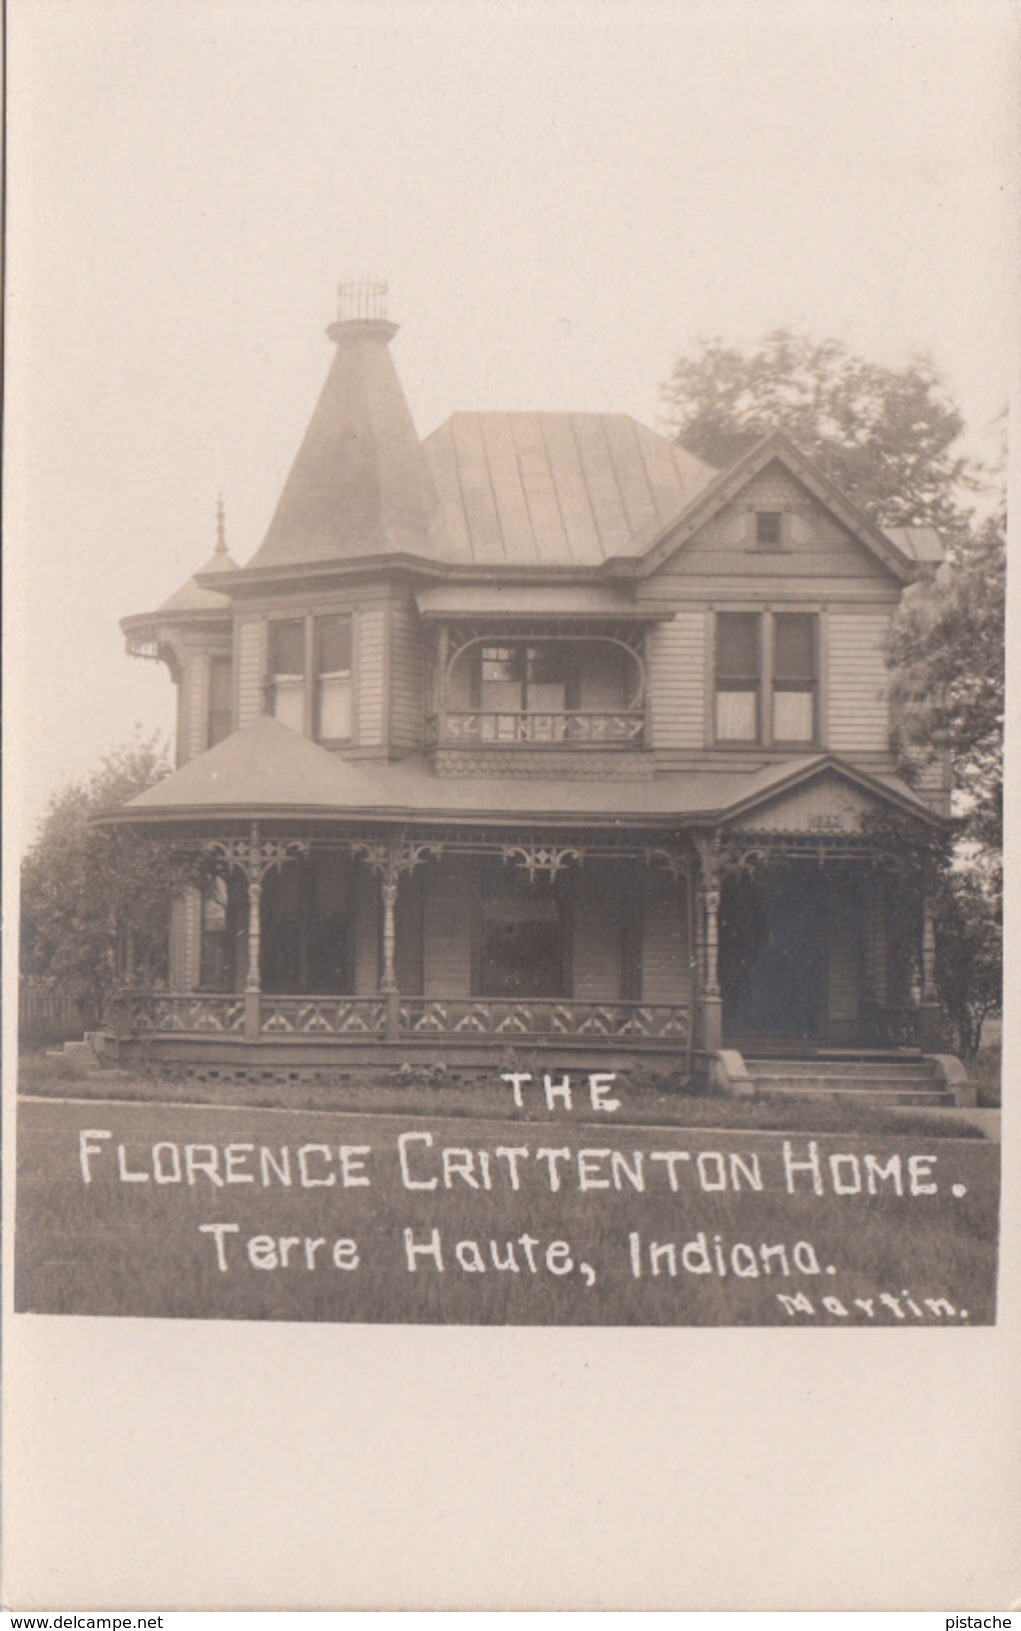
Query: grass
15 1096 999 1326
969 1043 1001 1109
19 1051 986 1141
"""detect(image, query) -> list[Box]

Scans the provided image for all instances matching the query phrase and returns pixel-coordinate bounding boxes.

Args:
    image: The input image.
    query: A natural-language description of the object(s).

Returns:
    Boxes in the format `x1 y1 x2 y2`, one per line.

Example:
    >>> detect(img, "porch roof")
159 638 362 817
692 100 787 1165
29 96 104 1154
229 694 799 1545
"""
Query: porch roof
97 717 941 831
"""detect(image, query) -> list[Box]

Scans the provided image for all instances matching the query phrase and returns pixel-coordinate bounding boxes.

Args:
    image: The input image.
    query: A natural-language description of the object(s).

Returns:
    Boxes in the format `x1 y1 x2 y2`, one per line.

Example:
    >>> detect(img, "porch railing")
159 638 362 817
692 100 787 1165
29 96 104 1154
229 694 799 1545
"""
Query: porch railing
437 710 645 746
111 991 690 1047
260 996 388 1035
114 991 247 1036
401 997 689 1042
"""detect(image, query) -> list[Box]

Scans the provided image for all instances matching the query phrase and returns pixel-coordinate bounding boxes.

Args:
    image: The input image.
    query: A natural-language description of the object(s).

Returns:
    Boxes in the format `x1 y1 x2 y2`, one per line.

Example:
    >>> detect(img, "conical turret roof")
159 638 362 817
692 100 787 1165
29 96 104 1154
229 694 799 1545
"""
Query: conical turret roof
155 538 239 613
245 305 439 571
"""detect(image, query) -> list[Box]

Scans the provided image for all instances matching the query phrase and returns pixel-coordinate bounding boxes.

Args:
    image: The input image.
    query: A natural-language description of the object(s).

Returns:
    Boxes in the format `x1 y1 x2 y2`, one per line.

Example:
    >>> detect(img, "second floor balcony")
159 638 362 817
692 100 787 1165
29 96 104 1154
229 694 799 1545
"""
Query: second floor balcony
427 627 647 750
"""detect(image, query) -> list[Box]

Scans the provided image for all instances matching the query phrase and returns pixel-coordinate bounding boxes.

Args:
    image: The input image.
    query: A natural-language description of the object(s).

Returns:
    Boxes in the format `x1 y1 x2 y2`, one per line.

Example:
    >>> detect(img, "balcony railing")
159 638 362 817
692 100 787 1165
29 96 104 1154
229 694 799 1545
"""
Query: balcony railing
436 710 645 746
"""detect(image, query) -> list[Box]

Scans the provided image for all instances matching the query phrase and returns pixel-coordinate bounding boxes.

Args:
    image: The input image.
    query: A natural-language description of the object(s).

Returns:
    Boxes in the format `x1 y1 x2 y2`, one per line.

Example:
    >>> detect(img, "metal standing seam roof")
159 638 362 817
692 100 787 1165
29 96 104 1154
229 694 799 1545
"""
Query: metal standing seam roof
99 716 937 828
422 412 717 567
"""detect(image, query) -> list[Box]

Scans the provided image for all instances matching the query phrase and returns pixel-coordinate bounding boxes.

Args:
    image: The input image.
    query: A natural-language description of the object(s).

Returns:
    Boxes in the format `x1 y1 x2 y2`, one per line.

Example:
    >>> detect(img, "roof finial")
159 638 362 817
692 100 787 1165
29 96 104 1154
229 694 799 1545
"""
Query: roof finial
215 492 227 555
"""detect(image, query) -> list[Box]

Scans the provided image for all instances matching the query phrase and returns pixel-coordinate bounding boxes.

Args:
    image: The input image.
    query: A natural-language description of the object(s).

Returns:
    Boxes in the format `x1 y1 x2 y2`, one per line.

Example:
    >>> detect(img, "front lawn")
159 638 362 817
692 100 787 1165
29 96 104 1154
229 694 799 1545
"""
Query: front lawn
19 1051 985 1141
15 1096 999 1326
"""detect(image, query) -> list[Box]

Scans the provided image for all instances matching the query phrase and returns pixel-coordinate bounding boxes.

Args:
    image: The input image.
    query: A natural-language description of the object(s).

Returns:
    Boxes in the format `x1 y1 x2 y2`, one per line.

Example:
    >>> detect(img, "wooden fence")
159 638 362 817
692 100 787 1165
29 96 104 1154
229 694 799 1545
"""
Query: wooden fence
19 983 86 1047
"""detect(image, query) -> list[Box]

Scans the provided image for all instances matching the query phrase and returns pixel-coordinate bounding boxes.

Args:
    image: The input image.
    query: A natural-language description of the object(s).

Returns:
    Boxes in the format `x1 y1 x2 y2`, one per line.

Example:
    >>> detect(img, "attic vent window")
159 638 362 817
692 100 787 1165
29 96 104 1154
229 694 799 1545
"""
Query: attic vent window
755 511 784 549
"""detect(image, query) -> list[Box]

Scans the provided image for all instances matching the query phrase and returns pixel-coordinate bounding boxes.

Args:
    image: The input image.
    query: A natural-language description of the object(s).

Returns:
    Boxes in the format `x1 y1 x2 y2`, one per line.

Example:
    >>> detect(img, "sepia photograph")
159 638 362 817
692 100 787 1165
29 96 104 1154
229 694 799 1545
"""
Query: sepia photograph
4 0 1016 1610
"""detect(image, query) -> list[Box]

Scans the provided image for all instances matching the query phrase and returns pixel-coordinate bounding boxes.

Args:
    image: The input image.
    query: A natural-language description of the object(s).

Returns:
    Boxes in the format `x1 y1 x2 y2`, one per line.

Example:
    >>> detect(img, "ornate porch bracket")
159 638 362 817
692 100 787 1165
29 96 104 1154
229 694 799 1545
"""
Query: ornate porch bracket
202 822 310 1030
501 842 584 882
643 845 692 883
203 828 311 888
350 837 445 885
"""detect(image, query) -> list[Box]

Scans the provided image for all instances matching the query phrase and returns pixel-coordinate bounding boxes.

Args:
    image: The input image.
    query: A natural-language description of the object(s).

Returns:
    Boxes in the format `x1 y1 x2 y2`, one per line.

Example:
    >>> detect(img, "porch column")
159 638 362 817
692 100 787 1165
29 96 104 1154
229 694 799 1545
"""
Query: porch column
352 837 444 1041
694 833 723 1052
244 823 264 1040
380 875 400 1040
436 624 449 742
918 894 942 1050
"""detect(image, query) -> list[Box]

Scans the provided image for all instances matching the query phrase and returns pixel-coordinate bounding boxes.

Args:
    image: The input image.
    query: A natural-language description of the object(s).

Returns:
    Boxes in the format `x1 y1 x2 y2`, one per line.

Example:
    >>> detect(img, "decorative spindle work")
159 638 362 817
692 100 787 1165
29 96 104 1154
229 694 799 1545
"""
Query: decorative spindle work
501 842 584 881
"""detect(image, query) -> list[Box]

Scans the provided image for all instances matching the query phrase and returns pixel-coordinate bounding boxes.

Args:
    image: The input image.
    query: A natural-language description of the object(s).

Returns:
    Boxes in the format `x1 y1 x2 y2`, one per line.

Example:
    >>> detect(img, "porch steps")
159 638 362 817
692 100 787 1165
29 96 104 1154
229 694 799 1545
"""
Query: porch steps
44 1034 129 1079
736 1053 968 1108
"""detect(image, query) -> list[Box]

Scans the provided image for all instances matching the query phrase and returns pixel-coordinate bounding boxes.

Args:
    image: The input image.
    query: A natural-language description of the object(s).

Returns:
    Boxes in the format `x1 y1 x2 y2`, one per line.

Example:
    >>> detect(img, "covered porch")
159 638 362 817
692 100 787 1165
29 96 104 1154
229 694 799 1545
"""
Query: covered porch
108 822 696 1069
97 718 948 1078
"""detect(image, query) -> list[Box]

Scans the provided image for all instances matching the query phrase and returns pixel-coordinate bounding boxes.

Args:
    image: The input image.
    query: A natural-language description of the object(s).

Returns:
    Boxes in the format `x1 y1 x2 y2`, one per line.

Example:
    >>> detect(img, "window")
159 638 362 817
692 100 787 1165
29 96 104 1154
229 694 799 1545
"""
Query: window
715 613 760 742
715 611 817 746
477 642 571 741
773 612 817 742
315 615 353 744
268 614 353 743
269 620 306 732
471 862 567 997
479 643 570 713
207 655 233 747
754 510 784 549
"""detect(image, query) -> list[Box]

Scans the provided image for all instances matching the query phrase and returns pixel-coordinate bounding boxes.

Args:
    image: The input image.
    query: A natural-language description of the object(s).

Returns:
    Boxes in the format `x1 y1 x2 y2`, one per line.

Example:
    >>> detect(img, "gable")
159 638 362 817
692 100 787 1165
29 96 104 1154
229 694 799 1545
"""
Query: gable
650 459 897 583
726 764 934 834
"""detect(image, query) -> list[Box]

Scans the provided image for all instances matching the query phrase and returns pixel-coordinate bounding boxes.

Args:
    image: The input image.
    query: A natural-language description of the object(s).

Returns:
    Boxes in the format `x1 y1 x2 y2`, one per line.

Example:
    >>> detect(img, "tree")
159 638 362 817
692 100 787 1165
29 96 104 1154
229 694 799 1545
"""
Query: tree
660 329 974 532
888 501 1005 860
20 733 205 1026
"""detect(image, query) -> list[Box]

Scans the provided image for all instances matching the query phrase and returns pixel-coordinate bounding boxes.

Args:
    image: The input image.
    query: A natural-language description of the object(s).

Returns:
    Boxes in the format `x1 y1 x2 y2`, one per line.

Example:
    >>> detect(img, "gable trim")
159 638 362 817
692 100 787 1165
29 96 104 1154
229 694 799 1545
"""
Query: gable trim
716 753 943 827
605 430 914 584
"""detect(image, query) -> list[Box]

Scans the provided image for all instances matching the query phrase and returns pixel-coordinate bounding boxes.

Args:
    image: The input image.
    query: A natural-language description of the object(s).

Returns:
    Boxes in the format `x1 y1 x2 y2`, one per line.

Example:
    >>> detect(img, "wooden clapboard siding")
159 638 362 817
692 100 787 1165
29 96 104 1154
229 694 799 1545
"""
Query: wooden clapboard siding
828 610 891 753
646 613 706 749
357 606 386 747
167 887 202 993
184 654 209 762
636 577 901 605
640 874 689 1003
572 863 625 999
353 866 380 996
826 897 859 1024
422 863 474 997
395 875 424 995
236 619 265 727
389 601 425 751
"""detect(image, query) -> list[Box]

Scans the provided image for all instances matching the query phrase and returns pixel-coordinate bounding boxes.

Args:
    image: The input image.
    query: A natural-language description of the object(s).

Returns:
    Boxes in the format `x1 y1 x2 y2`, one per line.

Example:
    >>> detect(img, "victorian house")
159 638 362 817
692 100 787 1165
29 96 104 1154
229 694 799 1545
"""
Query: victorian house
101 282 969 1100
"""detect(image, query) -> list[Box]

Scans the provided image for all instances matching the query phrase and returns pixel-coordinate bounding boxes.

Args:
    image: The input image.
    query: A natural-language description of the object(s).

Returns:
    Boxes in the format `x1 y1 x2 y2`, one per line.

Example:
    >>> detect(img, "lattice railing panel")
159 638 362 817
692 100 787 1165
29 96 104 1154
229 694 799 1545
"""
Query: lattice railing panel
443 711 644 745
399 998 689 1042
120 993 246 1034
260 997 388 1036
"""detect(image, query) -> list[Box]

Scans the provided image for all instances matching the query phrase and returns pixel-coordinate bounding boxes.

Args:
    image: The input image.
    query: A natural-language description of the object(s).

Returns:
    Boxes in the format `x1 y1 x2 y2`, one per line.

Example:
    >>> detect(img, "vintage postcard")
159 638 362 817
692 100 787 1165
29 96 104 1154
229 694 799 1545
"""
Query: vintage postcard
4 0 1018 1610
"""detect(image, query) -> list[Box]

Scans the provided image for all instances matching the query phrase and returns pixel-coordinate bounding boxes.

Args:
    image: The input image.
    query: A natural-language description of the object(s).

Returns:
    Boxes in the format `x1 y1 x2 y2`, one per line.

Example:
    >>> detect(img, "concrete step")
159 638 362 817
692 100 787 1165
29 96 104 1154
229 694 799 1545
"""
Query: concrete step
755 1085 953 1108
744 1059 933 1079
748 1072 939 1094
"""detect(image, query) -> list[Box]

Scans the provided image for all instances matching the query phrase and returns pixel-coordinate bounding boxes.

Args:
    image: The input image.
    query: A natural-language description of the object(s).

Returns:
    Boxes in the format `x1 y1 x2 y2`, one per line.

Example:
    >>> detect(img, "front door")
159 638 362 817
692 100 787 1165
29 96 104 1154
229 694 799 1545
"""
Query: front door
719 867 826 1045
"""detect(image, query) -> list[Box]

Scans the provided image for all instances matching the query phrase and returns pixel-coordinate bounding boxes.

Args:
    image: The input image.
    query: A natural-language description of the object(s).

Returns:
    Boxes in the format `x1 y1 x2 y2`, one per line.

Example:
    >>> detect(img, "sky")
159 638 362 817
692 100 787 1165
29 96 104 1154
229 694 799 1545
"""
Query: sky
5 0 1017 853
